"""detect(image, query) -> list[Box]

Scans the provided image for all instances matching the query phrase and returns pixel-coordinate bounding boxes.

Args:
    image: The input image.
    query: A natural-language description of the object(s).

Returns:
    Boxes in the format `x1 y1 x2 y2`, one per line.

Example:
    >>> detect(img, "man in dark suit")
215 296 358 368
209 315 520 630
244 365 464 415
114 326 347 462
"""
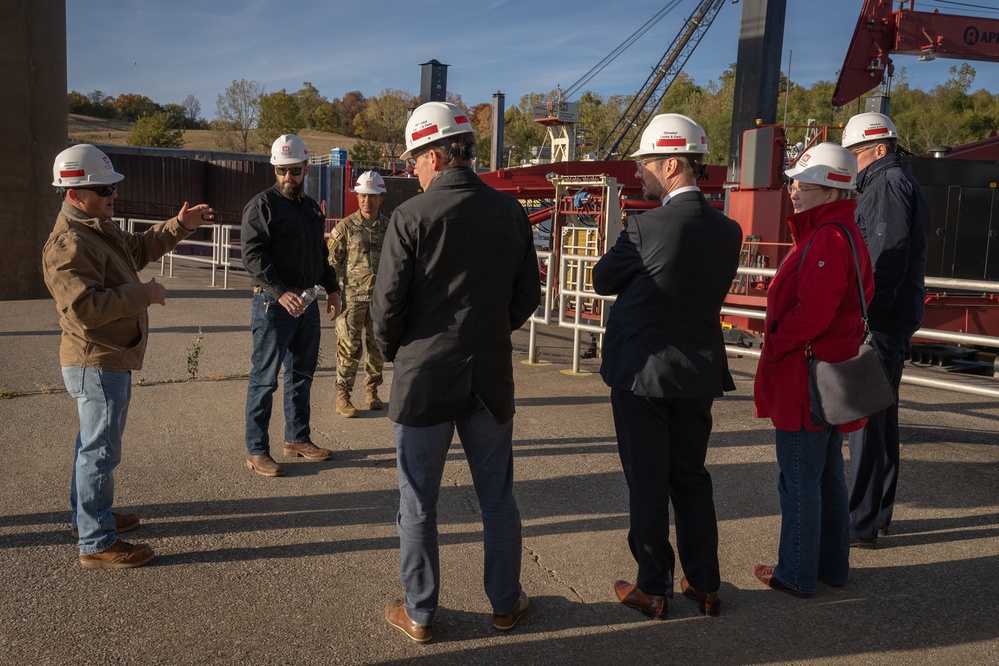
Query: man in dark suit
371 102 540 643
593 113 742 619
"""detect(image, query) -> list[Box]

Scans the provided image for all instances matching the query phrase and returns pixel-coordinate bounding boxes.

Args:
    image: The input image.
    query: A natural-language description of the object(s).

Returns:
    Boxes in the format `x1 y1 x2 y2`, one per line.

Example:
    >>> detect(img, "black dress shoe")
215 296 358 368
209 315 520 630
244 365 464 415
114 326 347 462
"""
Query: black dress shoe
680 577 721 617
851 535 878 549
614 580 667 620
878 525 890 538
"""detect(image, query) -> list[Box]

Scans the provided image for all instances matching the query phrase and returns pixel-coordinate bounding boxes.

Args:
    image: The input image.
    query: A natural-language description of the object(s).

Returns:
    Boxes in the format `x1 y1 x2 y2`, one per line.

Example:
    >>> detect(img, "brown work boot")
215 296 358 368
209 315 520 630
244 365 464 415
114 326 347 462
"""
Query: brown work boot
336 391 357 418
283 441 333 461
71 510 140 540
245 453 285 477
366 387 384 410
79 539 155 569
385 599 433 643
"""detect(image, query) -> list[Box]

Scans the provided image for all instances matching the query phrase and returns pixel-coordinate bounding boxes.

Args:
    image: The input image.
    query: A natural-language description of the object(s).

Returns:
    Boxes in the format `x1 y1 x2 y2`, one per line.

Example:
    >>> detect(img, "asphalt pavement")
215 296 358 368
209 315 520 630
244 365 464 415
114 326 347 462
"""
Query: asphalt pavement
1 263 997 665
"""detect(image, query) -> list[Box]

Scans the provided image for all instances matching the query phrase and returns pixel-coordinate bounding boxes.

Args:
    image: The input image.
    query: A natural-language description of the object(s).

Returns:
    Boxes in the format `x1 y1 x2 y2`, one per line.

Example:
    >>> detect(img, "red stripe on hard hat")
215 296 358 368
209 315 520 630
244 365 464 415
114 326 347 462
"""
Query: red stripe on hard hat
656 138 687 147
454 115 468 124
412 124 439 141
60 169 85 178
863 127 890 137
827 172 852 183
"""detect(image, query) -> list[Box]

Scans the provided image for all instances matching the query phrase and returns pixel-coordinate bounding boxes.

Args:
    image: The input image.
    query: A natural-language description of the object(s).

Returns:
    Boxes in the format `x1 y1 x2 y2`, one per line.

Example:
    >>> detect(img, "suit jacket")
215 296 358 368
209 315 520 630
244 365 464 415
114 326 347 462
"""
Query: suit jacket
371 167 541 427
593 190 742 398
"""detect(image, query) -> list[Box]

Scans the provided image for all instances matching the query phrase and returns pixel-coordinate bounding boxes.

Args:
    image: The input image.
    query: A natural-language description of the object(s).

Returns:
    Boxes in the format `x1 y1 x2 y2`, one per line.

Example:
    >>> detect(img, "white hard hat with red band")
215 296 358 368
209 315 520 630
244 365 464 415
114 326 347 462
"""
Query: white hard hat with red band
270 134 310 165
785 142 857 190
631 113 709 157
52 144 124 187
353 170 386 194
401 102 474 160
841 112 898 149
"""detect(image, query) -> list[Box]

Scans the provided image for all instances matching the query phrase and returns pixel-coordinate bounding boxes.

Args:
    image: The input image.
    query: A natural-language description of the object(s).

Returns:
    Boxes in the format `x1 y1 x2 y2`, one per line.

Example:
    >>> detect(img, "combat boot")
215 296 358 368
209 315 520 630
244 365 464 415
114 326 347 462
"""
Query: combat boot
336 390 357 418
366 386 384 410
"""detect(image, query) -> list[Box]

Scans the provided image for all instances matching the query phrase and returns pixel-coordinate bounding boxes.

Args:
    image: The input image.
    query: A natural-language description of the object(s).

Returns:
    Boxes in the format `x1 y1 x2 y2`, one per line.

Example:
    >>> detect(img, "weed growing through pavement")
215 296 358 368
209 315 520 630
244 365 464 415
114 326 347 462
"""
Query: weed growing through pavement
186 328 204 380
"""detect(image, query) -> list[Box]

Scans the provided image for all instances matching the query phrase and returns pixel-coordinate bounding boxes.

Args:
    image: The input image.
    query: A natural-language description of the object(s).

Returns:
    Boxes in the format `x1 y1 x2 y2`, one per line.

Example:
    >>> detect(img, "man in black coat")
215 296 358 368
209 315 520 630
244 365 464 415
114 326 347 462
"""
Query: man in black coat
841 112 929 549
371 102 540 643
593 113 742 620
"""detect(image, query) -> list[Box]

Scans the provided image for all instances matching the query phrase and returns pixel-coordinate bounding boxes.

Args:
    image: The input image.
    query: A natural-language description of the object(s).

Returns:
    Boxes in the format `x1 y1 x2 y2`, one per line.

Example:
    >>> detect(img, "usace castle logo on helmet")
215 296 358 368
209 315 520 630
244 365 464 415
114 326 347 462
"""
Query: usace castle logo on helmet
964 25 999 46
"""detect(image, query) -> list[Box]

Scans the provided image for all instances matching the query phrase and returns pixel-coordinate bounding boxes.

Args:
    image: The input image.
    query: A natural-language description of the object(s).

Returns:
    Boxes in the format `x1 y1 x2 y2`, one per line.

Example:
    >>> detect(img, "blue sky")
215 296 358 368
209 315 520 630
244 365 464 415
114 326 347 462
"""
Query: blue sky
67 0 999 121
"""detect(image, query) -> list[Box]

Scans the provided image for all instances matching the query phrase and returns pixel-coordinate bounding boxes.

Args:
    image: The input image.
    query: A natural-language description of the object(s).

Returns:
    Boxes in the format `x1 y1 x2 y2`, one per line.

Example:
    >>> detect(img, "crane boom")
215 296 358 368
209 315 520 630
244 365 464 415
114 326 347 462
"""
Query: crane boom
597 0 728 159
833 0 999 107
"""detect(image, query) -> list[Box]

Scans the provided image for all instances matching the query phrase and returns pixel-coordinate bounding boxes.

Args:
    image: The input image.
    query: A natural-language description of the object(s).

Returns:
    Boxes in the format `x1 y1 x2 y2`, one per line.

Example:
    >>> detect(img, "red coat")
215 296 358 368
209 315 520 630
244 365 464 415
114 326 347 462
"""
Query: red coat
754 199 875 432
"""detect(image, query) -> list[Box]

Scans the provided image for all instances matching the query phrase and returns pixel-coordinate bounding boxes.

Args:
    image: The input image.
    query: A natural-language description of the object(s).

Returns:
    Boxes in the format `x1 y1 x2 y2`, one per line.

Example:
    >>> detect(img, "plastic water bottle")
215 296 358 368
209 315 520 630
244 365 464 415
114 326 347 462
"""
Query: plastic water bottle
299 286 319 308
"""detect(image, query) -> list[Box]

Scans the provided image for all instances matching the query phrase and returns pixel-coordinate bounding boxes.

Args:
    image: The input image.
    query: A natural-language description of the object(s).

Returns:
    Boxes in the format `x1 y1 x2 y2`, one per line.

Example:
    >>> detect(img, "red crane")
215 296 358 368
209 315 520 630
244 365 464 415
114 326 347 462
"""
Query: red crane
833 0 999 107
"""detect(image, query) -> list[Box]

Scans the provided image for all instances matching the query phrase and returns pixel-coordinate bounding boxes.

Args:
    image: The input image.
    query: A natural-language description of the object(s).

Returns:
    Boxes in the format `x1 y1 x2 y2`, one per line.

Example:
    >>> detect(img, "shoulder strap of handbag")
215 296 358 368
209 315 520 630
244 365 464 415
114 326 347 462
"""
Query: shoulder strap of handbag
797 222 872 350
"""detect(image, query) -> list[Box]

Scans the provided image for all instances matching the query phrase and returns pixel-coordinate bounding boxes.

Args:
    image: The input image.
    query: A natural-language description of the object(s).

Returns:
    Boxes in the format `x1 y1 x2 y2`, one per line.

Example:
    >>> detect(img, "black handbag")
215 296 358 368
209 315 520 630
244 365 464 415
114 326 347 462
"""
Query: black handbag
798 224 897 427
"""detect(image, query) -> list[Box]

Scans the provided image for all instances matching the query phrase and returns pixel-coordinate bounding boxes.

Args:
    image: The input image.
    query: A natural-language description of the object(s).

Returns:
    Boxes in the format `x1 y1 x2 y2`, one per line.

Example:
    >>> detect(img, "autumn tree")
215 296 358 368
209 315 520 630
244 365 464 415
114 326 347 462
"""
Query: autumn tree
258 89 302 147
182 95 202 124
213 78 263 153
128 112 184 148
354 89 417 159
294 82 326 129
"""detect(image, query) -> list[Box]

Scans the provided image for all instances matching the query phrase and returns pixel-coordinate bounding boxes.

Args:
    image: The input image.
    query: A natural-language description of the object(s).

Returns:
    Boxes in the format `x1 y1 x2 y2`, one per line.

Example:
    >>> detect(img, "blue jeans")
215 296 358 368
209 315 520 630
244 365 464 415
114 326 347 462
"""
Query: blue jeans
62 366 131 555
774 426 850 594
245 291 320 455
393 399 523 626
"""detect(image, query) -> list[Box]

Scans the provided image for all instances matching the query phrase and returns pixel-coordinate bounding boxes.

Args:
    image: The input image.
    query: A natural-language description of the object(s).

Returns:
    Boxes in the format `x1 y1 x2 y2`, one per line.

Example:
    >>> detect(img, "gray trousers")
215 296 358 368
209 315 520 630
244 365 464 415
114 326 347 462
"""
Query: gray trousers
392 399 523 625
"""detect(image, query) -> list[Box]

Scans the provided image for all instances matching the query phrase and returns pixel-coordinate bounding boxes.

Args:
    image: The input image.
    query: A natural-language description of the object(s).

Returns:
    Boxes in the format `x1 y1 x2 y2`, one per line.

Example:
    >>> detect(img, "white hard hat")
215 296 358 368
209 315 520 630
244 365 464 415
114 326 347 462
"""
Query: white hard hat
52 144 125 187
631 113 709 157
270 134 309 165
841 112 898 149
400 102 474 160
353 170 386 195
785 142 857 190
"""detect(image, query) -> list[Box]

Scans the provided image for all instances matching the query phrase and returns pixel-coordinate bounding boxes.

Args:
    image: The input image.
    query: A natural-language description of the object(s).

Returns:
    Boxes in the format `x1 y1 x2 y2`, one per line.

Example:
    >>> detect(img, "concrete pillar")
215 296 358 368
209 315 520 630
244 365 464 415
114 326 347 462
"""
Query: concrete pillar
0 1 67 300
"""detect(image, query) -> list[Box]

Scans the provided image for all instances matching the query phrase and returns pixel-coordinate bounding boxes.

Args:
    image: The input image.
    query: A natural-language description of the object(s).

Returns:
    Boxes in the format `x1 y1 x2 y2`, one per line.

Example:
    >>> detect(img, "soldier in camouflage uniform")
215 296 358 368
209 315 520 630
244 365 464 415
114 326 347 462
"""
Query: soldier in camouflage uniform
329 170 390 417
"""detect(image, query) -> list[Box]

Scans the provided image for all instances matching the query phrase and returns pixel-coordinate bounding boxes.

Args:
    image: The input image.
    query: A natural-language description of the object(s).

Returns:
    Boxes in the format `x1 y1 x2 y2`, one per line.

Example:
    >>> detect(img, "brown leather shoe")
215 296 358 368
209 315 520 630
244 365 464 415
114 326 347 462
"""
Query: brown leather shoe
680 576 721 617
493 591 529 630
385 599 432 643
245 453 285 477
614 580 667 620
283 441 333 461
71 511 140 540
753 564 812 598
366 387 384 410
79 539 154 569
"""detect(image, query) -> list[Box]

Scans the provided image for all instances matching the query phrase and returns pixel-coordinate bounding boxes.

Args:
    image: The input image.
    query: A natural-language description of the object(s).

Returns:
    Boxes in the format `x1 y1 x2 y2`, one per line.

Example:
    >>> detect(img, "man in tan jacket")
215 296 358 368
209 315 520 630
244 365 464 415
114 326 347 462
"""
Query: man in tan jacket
43 144 214 569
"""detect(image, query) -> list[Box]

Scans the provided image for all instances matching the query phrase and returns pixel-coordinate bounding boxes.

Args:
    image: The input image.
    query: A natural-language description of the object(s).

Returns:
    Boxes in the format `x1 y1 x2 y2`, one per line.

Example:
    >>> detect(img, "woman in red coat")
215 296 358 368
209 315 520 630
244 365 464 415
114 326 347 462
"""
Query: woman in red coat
752 142 875 597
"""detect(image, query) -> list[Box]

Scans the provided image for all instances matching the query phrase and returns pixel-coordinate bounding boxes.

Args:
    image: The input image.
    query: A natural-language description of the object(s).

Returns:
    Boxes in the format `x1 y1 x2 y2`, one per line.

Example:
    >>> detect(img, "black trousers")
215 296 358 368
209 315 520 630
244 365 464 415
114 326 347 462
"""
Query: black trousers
610 388 721 595
847 331 908 538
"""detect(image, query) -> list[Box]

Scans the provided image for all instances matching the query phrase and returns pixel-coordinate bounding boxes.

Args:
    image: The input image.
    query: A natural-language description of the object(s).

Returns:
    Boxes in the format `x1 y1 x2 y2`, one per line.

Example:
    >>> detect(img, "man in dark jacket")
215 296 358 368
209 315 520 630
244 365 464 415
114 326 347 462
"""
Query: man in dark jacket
841 112 929 548
593 113 742 619
241 134 342 477
372 102 540 643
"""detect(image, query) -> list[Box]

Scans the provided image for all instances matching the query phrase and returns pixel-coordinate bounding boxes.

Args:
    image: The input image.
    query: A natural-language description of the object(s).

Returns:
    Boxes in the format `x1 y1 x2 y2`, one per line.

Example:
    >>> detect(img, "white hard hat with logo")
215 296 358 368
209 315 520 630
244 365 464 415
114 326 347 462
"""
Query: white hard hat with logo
353 170 386 195
52 144 125 187
270 134 310 165
841 112 898 149
785 142 857 190
631 113 709 157
400 102 474 160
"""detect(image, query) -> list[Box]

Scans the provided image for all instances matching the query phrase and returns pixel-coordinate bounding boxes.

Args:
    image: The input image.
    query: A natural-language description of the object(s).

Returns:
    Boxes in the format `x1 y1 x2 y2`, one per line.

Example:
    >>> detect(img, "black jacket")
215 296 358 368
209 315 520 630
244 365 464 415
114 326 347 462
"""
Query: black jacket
371 167 540 427
593 190 742 398
241 186 340 299
854 153 928 338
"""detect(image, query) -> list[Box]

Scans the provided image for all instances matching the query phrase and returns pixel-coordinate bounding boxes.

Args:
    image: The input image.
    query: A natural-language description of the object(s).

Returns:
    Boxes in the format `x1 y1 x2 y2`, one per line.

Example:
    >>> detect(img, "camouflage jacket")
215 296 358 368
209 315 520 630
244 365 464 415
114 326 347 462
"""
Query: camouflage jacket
328 210 390 302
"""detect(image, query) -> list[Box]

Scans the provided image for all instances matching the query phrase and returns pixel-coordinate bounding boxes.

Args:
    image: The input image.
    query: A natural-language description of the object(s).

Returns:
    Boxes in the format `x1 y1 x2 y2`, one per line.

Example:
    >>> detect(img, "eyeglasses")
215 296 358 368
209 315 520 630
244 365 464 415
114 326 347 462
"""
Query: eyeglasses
78 184 117 197
635 157 666 172
275 165 304 176
406 149 429 169
849 144 876 157
785 183 824 194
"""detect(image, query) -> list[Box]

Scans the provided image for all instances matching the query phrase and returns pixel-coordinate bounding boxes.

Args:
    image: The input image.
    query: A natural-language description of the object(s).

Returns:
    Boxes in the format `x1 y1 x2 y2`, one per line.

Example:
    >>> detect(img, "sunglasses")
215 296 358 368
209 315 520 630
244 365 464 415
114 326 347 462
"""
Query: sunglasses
79 184 117 197
275 165 304 176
